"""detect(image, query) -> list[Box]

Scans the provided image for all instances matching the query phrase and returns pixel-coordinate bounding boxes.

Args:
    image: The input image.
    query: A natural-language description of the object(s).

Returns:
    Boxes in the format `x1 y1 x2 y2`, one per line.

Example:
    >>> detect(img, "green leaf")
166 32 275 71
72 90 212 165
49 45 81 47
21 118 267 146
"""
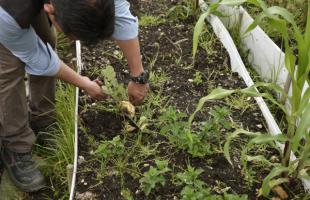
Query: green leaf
266 6 295 25
240 86 261 97
193 12 210 58
243 12 265 35
249 134 287 145
261 166 289 197
268 177 289 188
292 103 310 152
224 129 260 166
246 155 273 166
297 86 310 115
188 88 235 124
218 0 247 6
305 0 310 46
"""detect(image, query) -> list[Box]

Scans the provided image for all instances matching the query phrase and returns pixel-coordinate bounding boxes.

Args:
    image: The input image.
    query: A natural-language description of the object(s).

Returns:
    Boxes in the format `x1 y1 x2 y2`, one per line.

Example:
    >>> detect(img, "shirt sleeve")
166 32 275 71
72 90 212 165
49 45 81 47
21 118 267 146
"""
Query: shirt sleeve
112 0 139 40
0 7 60 76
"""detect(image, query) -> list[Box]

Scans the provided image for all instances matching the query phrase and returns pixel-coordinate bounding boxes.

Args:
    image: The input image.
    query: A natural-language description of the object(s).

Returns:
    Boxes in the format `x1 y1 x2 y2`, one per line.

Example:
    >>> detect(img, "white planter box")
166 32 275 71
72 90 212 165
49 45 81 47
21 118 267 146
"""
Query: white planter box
199 0 310 191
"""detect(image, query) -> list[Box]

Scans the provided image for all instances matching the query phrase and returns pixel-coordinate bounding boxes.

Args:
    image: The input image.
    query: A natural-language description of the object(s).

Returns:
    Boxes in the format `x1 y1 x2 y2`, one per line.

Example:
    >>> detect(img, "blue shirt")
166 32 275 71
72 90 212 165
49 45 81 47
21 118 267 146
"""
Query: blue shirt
0 0 138 76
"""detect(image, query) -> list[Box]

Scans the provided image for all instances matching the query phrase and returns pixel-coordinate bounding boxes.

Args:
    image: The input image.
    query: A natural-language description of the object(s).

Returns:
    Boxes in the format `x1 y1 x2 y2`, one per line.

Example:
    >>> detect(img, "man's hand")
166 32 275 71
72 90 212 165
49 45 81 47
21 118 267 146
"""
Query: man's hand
128 81 149 105
81 76 108 101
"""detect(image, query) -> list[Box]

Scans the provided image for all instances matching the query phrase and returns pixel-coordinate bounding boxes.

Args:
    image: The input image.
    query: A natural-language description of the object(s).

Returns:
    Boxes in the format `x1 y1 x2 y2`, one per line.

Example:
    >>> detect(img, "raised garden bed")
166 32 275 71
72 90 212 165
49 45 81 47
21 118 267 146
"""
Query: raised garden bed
74 0 306 199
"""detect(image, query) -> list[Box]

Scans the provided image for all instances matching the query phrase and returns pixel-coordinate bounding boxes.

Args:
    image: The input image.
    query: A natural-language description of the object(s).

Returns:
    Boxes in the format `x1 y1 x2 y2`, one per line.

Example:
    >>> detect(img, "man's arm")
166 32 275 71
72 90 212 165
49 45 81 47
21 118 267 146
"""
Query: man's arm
116 38 149 105
113 0 149 105
116 38 143 76
0 6 106 100
55 61 107 100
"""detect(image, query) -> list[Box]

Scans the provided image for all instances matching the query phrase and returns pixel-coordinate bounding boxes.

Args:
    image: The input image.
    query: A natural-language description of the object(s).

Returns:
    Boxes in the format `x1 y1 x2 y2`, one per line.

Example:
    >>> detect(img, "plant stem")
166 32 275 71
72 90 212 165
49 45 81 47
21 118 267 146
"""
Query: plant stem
282 119 296 167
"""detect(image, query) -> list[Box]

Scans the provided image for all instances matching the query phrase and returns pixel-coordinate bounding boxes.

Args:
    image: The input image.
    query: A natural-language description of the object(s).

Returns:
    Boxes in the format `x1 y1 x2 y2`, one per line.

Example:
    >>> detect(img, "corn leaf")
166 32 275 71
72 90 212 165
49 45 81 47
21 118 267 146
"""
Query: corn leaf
297 86 310 115
224 129 260 166
249 134 287 145
246 155 273 166
305 0 310 46
269 178 289 188
217 0 247 6
188 88 235 124
292 103 310 152
261 166 289 197
193 12 210 58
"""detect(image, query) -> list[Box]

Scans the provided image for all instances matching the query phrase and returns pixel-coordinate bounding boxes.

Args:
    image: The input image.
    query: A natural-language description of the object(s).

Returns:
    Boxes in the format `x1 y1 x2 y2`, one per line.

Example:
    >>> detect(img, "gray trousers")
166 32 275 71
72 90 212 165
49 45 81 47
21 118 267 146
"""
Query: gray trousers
0 11 56 153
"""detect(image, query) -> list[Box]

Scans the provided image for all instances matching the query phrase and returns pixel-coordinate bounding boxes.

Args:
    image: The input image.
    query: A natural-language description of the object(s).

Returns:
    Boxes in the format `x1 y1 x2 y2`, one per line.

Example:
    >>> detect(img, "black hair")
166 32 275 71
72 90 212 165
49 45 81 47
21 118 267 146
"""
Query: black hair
51 0 115 42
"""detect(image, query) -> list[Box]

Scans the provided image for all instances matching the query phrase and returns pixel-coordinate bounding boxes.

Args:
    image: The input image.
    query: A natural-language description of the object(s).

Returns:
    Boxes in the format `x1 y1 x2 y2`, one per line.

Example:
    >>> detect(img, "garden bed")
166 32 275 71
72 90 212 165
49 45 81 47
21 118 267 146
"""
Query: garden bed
75 0 306 199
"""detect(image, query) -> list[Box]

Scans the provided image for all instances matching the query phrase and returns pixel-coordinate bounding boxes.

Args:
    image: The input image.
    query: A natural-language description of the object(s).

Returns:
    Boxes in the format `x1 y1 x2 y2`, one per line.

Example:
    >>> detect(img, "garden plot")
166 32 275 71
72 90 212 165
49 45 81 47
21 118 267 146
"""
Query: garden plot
75 0 306 199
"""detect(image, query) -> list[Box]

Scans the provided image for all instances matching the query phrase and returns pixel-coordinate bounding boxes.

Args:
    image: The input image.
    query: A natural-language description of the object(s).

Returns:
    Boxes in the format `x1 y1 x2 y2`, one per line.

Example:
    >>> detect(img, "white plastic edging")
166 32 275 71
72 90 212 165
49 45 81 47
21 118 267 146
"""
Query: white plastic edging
199 0 310 192
69 40 82 200
212 3 290 91
213 3 309 109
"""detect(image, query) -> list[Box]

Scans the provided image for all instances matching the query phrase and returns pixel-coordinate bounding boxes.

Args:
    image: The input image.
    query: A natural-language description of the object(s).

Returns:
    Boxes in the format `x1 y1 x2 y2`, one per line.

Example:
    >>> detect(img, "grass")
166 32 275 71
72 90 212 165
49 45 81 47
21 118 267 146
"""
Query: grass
28 32 76 199
35 82 76 199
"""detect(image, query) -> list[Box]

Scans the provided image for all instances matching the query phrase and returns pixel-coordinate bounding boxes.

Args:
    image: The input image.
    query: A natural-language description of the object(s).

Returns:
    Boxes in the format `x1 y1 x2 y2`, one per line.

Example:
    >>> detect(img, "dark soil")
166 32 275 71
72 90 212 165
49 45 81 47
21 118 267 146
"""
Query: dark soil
75 0 306 200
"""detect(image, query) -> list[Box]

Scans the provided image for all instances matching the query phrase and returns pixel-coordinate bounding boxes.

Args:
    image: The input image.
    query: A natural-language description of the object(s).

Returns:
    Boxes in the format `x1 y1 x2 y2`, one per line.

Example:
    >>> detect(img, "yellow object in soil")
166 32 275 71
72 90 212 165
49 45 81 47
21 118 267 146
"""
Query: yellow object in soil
120 101 135 118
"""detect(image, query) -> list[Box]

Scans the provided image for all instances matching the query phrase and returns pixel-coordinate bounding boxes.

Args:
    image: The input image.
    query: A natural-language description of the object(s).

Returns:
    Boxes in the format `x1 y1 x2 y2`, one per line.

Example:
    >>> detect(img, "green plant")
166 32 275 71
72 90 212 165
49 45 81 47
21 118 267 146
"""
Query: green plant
176 166 205 189
176 166 247 200
167 0 199 21
35 82 76 199
159 105 233 157
192 0 310 197
175 166 210 200
159 107 211 157
225 94 256 114
95 136 125 159
100 65 127 101
139 15 166 26
139 159 170 195
202 106 232 152
193 71 203 84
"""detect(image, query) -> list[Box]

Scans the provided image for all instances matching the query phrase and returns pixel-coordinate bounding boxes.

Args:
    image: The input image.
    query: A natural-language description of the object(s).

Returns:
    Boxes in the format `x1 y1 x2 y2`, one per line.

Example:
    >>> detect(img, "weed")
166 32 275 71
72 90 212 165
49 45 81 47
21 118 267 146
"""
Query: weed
139 159 170 195
95 136 125 159
100 65 127 101
139 15 166 27
225 94 256 114
193 71 203 85
175 166 248 200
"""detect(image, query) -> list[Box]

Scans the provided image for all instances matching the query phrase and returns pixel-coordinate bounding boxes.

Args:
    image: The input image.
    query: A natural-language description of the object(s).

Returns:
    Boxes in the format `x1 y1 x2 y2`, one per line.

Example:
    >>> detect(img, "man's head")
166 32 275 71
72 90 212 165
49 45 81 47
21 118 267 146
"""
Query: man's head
44 0 115 42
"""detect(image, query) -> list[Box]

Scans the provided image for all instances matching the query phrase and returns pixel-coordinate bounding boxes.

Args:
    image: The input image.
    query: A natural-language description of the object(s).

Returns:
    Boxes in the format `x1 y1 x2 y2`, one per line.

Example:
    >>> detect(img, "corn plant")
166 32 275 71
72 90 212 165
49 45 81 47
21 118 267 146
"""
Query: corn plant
192 0 310 197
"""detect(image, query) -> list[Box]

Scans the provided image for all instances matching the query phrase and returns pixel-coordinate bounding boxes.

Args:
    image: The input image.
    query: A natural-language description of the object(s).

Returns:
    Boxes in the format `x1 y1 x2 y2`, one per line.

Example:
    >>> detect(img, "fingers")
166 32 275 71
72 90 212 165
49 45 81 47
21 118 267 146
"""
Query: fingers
94 79 103 86
128 82 150 105
129 94 144 105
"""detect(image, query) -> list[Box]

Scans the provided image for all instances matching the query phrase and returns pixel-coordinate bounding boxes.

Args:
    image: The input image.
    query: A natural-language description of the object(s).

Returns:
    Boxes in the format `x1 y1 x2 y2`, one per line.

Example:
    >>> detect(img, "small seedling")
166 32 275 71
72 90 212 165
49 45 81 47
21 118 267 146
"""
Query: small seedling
193 71 203 85
95 136 125 159
139 159 170 195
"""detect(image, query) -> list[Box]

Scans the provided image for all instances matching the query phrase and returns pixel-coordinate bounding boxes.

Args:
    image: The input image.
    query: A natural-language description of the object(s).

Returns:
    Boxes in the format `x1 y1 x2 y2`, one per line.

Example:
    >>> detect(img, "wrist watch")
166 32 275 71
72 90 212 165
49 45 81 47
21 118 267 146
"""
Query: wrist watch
130 70 149 84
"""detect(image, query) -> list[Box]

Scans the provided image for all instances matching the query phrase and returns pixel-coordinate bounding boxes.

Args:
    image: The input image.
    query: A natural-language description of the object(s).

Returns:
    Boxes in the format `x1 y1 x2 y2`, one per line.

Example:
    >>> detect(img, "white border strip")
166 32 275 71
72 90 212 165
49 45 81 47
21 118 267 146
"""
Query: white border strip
69 40 82 200
199 0 310 192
